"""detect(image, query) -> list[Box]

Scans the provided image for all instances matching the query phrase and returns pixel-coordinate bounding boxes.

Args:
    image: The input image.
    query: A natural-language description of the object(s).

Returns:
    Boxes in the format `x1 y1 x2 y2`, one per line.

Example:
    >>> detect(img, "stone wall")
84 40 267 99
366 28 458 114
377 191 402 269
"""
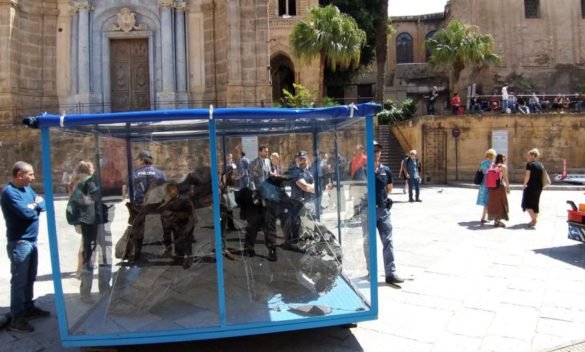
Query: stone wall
447 0 585 94
391 113 585 184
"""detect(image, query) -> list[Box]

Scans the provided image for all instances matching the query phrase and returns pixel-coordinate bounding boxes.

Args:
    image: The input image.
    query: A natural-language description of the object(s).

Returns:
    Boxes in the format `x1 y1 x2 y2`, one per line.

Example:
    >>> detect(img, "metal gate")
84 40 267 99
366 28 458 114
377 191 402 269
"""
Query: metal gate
422 125 447 184
110 39 151 112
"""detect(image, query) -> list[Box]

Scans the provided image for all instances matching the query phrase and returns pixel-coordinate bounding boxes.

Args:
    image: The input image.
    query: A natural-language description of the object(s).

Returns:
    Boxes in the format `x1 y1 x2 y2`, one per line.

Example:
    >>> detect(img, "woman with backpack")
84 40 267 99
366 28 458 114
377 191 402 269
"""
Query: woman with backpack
67 160 109 302
477 149 496 223
487 154 511 227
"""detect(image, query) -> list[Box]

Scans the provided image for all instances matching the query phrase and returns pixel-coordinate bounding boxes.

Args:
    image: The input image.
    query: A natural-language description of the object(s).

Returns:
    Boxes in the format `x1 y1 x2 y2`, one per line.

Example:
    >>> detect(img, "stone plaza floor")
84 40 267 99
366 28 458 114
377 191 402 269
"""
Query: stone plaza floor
1 185 585 351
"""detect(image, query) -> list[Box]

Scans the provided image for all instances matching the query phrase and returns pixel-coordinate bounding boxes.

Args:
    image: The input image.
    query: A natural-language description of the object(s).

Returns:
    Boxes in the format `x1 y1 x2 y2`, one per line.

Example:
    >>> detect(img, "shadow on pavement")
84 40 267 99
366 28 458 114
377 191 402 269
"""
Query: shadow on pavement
100 326 363 352
534 244 585 269
457 221 497 231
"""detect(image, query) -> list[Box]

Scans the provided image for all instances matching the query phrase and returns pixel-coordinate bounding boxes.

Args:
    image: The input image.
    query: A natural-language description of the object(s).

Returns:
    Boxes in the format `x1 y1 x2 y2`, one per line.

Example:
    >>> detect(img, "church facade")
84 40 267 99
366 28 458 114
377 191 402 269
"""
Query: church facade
0 0 319 118
0 0 320 179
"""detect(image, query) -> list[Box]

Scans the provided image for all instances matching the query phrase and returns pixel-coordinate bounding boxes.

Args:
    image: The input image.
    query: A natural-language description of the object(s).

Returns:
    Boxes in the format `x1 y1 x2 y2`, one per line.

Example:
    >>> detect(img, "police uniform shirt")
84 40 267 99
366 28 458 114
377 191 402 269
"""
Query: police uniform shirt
133 165 166 203
291 168 315 201
375 164 393 207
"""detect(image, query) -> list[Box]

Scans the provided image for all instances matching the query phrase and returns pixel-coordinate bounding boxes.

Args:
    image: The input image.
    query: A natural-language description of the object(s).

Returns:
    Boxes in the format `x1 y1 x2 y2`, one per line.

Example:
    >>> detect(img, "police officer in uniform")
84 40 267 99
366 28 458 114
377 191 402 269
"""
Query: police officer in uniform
362 141 404 285
287 151 316 244
131 150 166 262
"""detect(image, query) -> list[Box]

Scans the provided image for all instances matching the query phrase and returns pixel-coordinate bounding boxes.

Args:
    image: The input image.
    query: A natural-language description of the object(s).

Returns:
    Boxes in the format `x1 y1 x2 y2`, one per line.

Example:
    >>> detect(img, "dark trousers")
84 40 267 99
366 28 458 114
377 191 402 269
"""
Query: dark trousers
244 203 274 250
264 200 287 246
427 100 435 115
81 223 98 270
162 220 194 257
7 240 37 319
408 177 421 201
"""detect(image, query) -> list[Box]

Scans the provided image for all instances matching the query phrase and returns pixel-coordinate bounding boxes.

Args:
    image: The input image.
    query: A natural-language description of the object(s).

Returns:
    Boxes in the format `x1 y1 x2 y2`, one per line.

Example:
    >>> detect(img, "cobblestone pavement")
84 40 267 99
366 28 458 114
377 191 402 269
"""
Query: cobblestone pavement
1 185 585 352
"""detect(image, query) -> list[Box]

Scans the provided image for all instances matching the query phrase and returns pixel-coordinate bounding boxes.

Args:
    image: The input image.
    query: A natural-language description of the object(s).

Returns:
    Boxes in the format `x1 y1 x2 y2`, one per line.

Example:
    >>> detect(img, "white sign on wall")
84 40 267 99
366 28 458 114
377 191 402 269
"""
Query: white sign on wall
242 136 258 159
492 130 509 160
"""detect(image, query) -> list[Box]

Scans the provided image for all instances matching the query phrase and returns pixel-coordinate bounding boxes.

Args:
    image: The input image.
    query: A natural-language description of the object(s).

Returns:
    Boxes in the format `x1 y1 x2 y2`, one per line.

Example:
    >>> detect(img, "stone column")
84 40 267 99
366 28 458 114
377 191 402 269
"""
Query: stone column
74 0 92 94
159 0 176 93
226 0 243 106
227 0 242 83
175 1 187 93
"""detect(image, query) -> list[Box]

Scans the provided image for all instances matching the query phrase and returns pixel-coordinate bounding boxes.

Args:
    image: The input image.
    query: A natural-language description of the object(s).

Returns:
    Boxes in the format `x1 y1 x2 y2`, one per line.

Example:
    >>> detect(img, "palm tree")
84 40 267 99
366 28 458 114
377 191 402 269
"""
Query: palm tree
426 20 501 95
289 5 366 105
374 2 394 103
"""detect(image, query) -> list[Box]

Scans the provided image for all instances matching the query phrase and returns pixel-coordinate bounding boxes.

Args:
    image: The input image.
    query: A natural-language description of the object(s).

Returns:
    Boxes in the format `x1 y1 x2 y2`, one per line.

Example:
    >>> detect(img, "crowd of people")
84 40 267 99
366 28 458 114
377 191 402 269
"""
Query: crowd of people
427 84 584 115
1 141 558 335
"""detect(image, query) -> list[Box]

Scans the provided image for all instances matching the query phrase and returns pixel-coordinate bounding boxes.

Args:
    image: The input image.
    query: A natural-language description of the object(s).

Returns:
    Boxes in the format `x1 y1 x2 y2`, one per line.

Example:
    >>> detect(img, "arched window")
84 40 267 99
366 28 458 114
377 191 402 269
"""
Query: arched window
524 0 540 18
278 0 296 17
396 32 414 64
425 31 436 62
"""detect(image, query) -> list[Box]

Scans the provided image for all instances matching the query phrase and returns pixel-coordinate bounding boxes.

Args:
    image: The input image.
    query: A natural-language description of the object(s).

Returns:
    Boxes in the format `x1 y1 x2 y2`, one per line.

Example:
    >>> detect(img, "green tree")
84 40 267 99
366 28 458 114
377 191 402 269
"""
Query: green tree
281 83 315 108
426 20 501 95
289 5 366 106
319 1 395 101
374 2 394 103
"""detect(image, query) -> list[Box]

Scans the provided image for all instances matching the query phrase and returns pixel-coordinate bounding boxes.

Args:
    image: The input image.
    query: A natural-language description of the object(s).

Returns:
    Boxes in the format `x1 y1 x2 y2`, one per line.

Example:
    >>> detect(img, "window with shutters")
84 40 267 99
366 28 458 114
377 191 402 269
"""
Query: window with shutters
396 32 414 64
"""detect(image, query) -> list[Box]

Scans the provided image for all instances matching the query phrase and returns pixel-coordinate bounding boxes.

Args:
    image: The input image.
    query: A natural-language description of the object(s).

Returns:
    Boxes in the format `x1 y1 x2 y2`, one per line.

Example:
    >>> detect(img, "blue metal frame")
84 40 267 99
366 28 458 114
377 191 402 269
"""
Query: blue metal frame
40 128 71 341
365 114 379 314
33 104 380 347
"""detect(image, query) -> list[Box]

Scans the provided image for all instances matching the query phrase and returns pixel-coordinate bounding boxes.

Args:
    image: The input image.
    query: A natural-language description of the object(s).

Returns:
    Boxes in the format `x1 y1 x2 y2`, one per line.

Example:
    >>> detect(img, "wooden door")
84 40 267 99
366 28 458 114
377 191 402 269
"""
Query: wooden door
422 125 448 184
110 39 150 112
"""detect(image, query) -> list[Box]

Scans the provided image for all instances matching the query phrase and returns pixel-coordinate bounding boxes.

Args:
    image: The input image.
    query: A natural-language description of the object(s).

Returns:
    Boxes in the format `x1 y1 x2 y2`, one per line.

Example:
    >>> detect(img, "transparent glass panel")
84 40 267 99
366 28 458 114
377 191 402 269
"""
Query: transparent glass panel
217 116 371 325
51 121 220 336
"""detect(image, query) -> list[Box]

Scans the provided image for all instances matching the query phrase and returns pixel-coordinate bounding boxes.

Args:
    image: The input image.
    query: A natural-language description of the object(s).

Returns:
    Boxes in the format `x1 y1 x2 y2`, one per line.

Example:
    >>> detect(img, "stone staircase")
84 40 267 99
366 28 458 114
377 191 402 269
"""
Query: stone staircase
377 124 406 177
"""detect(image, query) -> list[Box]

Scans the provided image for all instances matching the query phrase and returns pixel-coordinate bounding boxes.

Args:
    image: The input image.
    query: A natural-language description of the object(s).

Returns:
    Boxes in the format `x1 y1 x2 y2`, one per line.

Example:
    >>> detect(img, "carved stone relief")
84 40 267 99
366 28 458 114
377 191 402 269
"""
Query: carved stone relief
108 8 148 32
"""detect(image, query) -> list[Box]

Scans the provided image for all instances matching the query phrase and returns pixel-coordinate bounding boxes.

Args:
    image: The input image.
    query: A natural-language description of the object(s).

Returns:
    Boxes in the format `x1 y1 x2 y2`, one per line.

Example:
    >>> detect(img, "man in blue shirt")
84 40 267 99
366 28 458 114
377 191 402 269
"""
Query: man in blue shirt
405 149 422 202
362 142 404 285
1 161 50 332
233 151 250 221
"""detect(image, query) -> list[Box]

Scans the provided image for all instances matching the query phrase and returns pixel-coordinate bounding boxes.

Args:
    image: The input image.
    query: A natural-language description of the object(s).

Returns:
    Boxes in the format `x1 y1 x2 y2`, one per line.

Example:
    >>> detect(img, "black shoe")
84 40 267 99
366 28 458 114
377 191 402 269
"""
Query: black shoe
385 274 404 284
243 248 256 257
409 199 414 203
267 248 277 262
415 199 422 202
23 306 50 320
182 257 193 269
8 318 34 333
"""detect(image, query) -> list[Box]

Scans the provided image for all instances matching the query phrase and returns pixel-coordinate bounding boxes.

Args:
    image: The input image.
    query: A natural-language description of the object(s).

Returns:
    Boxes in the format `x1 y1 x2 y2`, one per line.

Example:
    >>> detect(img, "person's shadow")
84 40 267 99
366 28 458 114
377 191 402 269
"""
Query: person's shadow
506 223 535 230
457 221 496 231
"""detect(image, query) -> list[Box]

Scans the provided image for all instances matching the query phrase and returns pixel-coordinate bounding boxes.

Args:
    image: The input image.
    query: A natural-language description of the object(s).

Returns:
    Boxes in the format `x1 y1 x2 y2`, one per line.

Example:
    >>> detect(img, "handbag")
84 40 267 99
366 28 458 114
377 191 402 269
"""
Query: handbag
473 169 483 185
542 168 551 188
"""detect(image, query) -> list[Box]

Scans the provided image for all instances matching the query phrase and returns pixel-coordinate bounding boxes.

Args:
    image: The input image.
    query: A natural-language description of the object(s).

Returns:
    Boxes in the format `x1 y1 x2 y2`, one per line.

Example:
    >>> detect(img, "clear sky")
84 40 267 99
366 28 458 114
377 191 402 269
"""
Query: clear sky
388 0 449 16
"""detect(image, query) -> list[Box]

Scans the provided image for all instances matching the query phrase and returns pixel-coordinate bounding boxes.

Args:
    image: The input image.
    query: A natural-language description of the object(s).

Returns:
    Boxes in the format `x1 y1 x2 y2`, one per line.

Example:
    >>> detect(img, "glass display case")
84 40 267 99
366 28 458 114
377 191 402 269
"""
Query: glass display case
24 103 381 348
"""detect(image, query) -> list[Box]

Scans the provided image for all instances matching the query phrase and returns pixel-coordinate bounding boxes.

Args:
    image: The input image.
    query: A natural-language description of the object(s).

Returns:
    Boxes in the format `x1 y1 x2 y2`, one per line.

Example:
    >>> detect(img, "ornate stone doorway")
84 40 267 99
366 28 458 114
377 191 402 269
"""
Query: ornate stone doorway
110 39 151 112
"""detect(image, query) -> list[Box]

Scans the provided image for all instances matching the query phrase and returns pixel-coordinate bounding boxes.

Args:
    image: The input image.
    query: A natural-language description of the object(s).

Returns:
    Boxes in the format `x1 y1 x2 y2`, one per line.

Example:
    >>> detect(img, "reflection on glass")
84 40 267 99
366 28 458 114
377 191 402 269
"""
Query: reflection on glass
51 114 372 339
55 131 221 335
